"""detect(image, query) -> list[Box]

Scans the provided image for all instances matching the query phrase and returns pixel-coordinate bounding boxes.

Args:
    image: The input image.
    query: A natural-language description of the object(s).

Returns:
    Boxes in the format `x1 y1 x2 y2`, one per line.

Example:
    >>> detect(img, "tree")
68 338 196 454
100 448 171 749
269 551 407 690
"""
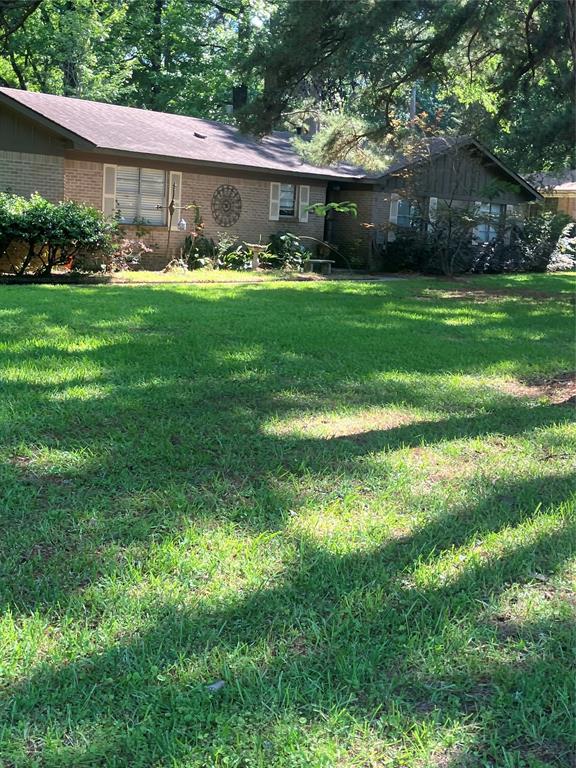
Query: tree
240 0 575 170
0 0 42 44
0 0 264 119
0 0 133 100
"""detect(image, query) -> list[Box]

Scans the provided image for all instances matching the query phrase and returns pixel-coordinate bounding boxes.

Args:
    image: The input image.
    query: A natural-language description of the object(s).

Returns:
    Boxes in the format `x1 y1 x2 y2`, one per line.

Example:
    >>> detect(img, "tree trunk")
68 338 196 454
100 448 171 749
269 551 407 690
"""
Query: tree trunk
149 0 164 109
62 1 80 96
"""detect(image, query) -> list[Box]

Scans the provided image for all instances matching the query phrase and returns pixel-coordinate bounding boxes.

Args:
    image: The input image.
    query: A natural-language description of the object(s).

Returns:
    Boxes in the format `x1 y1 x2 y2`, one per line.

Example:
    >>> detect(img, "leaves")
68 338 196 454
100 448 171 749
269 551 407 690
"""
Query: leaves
0 193 117 276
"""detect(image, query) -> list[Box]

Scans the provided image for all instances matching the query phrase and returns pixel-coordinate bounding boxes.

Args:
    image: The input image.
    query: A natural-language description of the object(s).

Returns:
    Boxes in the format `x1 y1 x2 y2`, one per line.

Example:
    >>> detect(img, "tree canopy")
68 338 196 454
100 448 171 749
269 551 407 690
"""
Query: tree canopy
241 0 576 171
0 0 573 170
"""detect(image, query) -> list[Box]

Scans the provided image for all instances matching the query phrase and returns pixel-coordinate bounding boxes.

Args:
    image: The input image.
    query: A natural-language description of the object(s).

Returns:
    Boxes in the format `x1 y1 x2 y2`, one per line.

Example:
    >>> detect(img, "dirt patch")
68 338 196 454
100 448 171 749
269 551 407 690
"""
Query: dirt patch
427 745 472 768
9 454 33 468
512 738 575 767
500 371 576 405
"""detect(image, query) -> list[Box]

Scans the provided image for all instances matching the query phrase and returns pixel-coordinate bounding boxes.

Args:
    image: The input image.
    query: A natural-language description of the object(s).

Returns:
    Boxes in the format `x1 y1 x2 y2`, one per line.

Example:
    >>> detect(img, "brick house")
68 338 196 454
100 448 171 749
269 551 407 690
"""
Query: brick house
0 88 542 269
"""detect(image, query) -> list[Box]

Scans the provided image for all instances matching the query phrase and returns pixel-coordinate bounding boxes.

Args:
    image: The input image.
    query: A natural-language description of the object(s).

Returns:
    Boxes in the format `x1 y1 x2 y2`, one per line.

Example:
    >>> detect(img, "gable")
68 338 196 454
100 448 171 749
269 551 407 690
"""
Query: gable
0 102 71 156
379 144 536 204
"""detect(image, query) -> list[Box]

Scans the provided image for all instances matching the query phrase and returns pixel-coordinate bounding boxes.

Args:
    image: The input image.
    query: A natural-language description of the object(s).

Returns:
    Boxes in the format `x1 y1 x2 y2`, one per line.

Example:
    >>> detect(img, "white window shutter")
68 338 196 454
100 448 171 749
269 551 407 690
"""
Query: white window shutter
298 185 310 222
169 171 182 229
388 193 399 242
269 182 281 221
102 165 117 218
428 196 437 231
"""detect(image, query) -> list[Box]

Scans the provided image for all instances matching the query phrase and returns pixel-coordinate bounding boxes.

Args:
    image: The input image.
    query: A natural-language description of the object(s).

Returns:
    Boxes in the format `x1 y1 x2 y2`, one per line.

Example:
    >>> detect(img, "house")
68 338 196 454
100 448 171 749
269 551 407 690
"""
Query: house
0 88 542 269
525 171 576 220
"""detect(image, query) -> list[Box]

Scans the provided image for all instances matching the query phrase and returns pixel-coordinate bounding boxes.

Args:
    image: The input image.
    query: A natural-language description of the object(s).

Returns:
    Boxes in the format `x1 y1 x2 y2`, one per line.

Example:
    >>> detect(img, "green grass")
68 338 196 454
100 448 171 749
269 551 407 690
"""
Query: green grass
0 275 574 768
108 268 292 283
460 272 575 295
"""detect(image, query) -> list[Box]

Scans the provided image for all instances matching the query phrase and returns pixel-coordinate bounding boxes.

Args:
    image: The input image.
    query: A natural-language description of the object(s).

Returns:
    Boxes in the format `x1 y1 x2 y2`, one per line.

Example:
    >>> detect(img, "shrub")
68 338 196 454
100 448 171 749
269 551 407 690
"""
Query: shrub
472 211 573 274
183 233 216 269
266 232 311 269
106 237 153 272
336 238 369 270
0 193 116 276
547 222 576 272
507 211 573 272
378 209 574 276
214 233 252 271
184 233 253 271
379 231 433 273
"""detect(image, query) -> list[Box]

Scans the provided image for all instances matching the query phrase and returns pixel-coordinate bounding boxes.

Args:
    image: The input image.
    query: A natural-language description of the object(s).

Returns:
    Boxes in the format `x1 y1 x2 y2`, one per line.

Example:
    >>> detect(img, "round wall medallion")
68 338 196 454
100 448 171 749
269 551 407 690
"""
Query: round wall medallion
211 184 242 227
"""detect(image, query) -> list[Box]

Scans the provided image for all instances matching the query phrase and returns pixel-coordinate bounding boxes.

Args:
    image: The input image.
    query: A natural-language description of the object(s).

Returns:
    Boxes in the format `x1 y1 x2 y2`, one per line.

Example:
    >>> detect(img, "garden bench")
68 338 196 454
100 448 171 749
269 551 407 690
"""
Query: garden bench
303 258 335 275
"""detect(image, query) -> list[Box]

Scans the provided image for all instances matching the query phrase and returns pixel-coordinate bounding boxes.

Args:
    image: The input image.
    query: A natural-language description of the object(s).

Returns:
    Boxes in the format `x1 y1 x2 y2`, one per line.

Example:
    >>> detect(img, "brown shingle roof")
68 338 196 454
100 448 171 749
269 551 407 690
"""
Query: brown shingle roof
0 87 364 181
0 88 542 200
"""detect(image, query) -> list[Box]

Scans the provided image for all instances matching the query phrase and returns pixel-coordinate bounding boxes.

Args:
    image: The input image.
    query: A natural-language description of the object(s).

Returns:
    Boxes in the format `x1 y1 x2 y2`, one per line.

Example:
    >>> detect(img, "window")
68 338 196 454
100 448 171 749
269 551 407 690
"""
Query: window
396 198 420 228
474 202 504 242
269 183 309 222
115 167 166 225
279 184 297 217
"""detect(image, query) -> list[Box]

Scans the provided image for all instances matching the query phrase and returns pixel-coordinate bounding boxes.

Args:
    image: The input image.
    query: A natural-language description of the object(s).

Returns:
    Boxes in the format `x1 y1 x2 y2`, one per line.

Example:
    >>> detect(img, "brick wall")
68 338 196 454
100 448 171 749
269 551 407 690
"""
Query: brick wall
330 189 389 265
64 158 103 208
63 157 328 269
0 150 64 201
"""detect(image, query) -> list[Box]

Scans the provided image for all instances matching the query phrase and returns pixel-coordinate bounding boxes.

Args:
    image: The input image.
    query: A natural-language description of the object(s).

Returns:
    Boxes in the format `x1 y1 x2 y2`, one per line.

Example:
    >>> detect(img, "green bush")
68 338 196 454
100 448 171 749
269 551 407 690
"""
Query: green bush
184 233 254 271
266 232 311 270
474 211 573 273
547 222 576 272
0 193 116 276
379 210 573 276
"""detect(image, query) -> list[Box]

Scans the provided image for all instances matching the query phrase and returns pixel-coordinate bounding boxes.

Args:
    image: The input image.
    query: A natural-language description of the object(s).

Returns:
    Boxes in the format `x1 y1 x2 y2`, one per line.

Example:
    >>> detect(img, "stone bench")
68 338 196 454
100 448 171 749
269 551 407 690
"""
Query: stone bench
303 258 336 275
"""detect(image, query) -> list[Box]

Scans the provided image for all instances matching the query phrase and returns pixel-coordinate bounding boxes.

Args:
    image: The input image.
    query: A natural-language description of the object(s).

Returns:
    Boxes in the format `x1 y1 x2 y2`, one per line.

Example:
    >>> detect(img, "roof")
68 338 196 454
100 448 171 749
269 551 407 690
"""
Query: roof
0 87 541 199
525 170 576 194
0 87 363 181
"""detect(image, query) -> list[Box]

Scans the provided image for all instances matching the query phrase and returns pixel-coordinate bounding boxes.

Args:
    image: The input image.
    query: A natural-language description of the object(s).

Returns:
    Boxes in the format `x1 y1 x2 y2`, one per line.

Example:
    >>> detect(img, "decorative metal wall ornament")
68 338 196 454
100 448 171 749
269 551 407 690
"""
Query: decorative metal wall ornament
211 184 242 227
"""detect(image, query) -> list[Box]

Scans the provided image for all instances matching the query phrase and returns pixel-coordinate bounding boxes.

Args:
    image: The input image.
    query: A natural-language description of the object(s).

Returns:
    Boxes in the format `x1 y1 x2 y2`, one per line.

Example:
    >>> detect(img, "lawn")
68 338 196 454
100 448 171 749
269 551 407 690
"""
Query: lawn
0 274 574 768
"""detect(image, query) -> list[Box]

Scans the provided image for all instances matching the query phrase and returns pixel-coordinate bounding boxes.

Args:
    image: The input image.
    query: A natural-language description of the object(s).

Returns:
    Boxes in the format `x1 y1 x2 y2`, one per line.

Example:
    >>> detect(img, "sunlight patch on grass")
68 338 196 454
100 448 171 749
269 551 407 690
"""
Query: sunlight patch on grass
290 503 417 554
109 269 290 283
7 445 98 475
263 406 422 440
407 507 571 591
47 383 113 402
492 577 576 630
1 358 103 386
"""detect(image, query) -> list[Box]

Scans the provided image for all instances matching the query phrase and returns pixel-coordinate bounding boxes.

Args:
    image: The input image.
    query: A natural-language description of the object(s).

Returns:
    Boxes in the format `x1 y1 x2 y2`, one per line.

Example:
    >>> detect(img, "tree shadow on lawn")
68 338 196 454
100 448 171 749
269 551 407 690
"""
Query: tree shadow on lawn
0 283 574 607
0 366 573 615
0 284 574 764
2 472 575 766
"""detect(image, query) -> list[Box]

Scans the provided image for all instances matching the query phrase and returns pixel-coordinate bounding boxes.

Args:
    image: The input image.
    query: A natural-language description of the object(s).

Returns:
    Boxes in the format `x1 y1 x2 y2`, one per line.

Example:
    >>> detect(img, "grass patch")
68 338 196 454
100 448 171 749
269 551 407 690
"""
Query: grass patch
0 275 574 767
461 272 575 295
108 268 294 283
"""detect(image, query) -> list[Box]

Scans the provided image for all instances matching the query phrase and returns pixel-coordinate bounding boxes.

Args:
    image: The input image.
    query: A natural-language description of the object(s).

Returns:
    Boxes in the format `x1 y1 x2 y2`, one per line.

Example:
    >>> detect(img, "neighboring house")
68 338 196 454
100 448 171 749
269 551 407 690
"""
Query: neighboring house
525 170 576 220
0 88 542 268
